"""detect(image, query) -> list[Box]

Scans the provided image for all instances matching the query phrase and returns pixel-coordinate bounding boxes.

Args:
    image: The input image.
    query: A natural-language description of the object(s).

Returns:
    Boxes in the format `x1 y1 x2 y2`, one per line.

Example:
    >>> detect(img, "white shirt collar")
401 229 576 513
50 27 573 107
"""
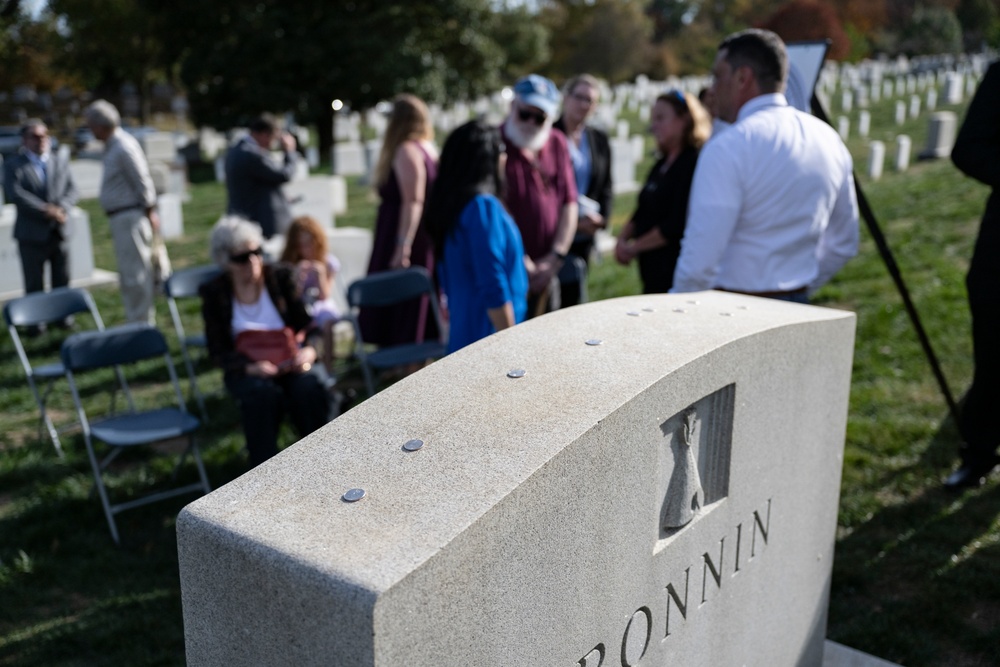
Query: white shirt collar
736 93 789 123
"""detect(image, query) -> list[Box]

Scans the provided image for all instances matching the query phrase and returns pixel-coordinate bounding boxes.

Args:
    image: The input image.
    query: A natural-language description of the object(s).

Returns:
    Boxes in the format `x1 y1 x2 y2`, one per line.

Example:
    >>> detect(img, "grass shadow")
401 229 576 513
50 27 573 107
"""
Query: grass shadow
829 415 1000 666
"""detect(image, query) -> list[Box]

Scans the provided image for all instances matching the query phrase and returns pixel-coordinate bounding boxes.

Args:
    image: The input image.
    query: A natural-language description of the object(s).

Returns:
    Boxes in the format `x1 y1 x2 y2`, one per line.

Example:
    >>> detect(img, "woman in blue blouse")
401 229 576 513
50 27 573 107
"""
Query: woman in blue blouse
424 120 528 353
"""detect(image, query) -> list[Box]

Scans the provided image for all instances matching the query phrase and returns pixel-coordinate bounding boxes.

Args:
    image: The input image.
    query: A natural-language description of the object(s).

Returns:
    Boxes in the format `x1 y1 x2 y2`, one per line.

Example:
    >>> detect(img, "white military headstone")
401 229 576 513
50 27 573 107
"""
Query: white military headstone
610 137 639 194
362 139 382 186
214 154 227 183
858 110 871 138
198 128 226 161
630 134 645 162
149 161 171 195
893 100 905 126
332 142 365 177
178 292 857 667
909 94 921 119
920 111 958 159
854 86 868 109
168 159 189 202
157 193 184 239
291 158 309 182
141 132 176 164
68 159 103 200
926 88 937 112
837 116 850 141
326 226 374 315
617 119 630 141
331 175 347 216
867 141 885 180
282 176 339 231
0 205 104 298
944 72 963 105
334 113 361 143
894 135 912 172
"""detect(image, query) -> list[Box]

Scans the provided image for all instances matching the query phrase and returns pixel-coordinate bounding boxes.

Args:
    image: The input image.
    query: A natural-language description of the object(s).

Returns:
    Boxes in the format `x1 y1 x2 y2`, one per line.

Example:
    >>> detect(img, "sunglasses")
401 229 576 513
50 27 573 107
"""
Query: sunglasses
26 133 47 140
517 108 547 126
229 247 263 264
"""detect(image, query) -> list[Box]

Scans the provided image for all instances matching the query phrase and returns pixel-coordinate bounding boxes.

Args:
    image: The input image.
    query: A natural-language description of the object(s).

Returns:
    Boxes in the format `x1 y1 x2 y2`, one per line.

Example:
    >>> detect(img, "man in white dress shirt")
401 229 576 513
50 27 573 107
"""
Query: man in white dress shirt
671 29 859 302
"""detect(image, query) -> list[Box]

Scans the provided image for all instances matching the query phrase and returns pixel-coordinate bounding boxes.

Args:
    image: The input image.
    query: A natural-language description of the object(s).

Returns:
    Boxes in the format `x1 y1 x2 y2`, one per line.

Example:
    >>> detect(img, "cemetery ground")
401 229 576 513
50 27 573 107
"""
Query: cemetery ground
2 98 1000 666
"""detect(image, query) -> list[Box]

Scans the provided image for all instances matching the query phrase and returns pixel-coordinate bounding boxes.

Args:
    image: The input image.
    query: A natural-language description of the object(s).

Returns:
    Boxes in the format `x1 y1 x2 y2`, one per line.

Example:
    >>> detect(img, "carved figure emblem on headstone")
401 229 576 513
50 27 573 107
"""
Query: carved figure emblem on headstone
662 409 703 530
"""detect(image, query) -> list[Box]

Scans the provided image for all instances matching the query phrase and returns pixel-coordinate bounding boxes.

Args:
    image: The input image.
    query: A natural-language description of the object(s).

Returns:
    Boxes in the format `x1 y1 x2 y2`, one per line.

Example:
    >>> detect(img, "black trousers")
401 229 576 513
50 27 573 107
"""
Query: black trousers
560 237 593 309
18 234 69 294
225 366 332 467
959 288 1000 466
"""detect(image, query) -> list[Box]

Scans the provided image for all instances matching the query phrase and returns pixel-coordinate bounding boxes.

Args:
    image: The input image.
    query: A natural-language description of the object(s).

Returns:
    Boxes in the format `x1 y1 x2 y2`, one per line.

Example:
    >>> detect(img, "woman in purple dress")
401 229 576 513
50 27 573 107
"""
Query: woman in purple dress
359 94 440 347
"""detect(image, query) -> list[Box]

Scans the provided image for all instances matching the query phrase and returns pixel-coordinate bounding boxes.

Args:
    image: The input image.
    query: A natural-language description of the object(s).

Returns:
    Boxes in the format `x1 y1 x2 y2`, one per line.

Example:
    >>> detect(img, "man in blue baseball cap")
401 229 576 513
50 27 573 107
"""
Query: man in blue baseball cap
501 74 578 317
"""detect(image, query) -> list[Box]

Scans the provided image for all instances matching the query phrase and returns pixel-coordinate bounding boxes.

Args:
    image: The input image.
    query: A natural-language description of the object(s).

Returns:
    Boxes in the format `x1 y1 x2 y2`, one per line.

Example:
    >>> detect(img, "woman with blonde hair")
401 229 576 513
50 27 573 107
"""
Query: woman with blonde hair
615 90 711 293
359 93 440 348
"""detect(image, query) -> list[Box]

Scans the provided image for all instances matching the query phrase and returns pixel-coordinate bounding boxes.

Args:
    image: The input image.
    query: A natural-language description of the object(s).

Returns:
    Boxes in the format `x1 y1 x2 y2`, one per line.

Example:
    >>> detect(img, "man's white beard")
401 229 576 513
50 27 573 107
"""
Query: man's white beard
505 114 552 152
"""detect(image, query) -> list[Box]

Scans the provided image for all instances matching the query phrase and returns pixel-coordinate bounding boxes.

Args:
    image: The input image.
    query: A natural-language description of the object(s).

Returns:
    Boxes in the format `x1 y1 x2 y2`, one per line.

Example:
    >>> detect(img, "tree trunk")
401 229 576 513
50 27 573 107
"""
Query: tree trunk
316 103 334 165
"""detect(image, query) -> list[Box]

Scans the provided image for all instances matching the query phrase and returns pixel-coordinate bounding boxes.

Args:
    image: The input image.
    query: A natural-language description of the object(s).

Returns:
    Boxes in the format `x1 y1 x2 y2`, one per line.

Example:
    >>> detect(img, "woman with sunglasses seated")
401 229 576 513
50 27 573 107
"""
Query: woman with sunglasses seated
200 215 332 468
615 91 712 293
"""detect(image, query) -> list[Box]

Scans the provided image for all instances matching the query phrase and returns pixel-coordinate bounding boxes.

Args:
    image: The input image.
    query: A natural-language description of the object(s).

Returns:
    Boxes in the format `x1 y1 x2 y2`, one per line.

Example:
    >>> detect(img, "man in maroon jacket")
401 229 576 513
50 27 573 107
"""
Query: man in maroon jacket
500 74 578 317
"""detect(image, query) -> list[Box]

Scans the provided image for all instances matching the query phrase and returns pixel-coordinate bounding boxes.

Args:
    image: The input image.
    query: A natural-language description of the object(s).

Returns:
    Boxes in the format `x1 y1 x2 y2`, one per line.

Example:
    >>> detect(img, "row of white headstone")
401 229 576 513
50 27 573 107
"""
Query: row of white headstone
838 110 958 181
831 70 973 112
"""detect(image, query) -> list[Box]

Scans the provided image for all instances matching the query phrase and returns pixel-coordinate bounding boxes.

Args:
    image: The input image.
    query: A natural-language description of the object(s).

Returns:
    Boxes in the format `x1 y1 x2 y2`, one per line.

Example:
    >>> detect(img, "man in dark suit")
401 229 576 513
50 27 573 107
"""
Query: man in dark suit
4 119 79 322
947 60 1000 490
224 114 299 238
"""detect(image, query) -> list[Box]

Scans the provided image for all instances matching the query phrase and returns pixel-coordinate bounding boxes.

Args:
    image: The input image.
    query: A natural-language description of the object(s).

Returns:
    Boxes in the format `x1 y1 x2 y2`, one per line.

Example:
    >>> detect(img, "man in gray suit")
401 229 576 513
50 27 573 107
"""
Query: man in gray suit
225 114 298 238
4 119 79 322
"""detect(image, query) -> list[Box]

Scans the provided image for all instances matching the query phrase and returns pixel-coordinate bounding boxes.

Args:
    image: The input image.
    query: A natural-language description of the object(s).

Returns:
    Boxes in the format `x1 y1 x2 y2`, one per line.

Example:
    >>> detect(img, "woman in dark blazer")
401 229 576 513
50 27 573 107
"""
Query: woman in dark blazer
554 74 613 307
201 215 331 468
615 91 711 294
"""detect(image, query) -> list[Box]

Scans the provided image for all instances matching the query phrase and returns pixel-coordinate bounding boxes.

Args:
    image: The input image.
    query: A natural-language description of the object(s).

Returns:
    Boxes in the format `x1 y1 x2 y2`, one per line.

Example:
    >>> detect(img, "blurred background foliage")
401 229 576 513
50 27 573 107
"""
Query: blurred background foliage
0 0 999 150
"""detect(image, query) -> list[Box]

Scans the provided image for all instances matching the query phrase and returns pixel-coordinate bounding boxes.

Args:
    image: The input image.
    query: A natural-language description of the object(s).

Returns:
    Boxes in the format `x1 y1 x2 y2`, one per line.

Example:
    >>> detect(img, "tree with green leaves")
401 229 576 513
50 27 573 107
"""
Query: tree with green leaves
541 0 655 83
155 0 545 152
0 0 66 95
47 0 173 122
41 1 544 151
897 5 963 55
956 0 1000 49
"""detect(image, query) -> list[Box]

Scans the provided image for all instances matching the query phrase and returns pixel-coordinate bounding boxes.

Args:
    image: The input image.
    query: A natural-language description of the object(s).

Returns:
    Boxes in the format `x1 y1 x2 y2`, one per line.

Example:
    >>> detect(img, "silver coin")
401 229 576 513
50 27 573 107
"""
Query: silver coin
342 488 366 502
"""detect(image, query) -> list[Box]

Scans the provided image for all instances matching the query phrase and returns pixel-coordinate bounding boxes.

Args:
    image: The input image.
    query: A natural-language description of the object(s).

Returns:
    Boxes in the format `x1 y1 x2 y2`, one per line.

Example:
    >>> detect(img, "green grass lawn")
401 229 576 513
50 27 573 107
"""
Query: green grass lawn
2 89 999 666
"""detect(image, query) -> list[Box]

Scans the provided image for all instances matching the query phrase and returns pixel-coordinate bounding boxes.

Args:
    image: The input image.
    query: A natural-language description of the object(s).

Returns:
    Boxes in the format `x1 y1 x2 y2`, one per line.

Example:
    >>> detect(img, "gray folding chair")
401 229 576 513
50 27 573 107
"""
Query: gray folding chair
61 323 211 545
3 287 111 456
347 267 447 397
164 265 222 421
